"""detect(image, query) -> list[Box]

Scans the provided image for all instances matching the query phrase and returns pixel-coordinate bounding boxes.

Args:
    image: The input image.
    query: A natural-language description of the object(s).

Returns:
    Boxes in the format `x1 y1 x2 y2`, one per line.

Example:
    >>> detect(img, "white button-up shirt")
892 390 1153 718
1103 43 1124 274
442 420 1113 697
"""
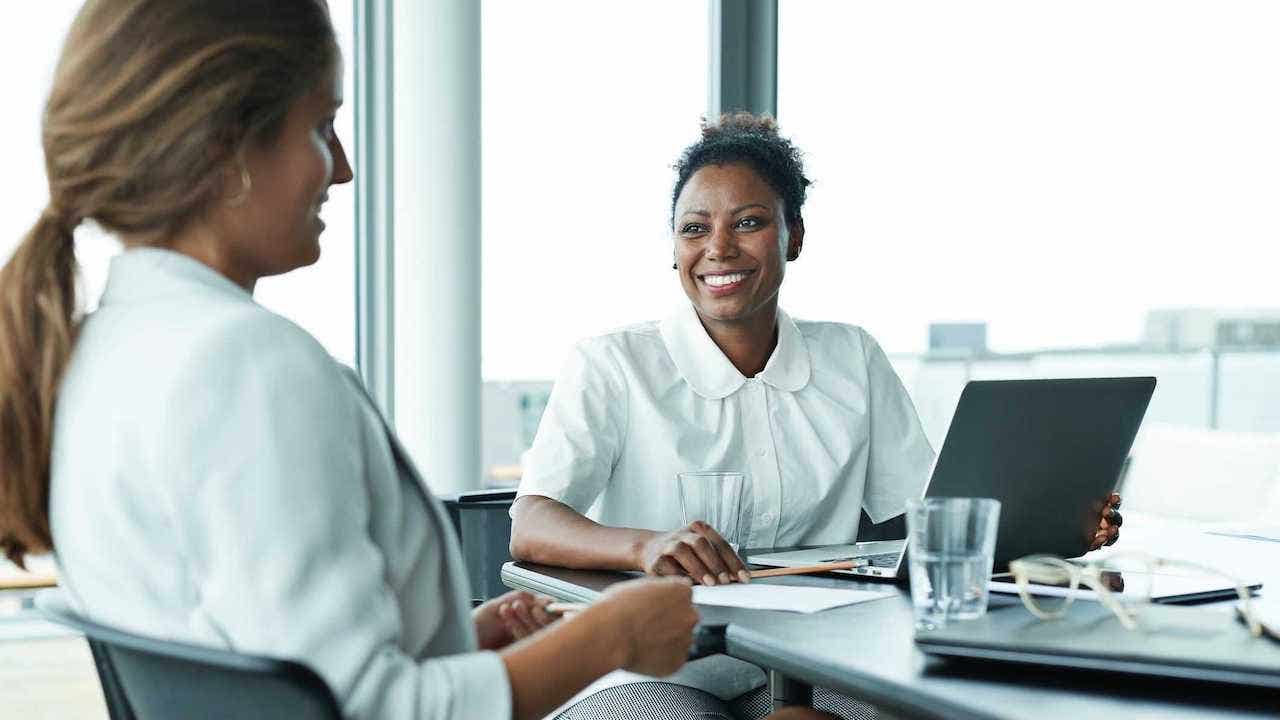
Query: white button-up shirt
519 302 936 550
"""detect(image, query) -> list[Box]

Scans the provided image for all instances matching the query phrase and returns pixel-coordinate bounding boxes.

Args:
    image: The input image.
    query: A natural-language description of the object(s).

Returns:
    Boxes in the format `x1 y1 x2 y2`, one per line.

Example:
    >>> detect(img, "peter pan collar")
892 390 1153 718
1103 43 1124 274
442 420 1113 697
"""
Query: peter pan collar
659 302 812 400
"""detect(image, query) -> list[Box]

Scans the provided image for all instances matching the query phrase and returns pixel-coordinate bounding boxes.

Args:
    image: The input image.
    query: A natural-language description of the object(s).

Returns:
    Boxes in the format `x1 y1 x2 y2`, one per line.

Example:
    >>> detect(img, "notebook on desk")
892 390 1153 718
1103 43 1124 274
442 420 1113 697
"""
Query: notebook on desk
915 602 1280 689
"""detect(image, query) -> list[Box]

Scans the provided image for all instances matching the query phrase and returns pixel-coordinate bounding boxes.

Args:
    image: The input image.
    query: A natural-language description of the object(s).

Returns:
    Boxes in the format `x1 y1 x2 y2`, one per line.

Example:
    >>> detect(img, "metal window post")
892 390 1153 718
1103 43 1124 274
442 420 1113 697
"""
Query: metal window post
354 0 396 417
709 0 779 117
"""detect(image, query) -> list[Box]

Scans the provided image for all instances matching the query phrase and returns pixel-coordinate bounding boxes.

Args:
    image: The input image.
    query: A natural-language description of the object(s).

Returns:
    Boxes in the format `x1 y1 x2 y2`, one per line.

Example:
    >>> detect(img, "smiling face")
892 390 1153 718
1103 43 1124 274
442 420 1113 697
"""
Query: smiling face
673 163 804 327
212 58 353 287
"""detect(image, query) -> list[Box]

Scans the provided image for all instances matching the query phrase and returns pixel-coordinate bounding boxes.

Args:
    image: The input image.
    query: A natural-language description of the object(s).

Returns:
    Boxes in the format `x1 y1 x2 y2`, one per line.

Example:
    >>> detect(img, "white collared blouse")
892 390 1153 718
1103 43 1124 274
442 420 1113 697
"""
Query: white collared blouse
49 248 510 720
519 303 936 550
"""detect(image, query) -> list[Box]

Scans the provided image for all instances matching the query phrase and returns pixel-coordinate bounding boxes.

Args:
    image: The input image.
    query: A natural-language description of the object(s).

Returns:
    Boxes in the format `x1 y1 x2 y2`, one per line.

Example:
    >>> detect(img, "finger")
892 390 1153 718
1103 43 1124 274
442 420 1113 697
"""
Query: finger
1089 532 1106 551
529 597 555 628
498 604 527 640
504 591 535 607
651 556 686 578
1107 508 1123 527
510 600 539 636
1109 493 1122 510
1105 530 1119 546
499 604 529 639
693 522 748 582
684 529 731 584
667 543 714 585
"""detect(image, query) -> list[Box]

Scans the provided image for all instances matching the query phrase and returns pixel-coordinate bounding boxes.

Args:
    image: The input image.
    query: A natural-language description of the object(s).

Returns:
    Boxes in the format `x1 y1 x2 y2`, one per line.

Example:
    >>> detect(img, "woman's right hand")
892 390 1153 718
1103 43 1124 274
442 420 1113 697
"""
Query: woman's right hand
596 577 699 677
636 521 750 585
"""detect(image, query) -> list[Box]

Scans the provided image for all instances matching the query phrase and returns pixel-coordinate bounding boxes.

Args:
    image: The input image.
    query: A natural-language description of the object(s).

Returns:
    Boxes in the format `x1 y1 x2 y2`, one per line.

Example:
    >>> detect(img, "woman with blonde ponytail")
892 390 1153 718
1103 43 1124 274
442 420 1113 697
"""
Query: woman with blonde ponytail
0 208 78 567
4 2 707 719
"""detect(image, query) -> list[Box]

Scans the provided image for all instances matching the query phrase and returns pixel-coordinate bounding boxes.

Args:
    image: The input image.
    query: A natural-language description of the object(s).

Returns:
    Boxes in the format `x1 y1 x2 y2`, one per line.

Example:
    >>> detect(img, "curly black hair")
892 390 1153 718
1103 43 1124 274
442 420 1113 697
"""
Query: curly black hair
670 112 811 228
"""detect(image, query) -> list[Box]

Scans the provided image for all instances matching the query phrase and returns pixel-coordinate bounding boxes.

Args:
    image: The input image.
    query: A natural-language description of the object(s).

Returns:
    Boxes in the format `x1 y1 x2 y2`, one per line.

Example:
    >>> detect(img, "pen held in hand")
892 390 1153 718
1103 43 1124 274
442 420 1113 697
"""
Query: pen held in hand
747 559 867 579
546 602 589 616
545 558 869 614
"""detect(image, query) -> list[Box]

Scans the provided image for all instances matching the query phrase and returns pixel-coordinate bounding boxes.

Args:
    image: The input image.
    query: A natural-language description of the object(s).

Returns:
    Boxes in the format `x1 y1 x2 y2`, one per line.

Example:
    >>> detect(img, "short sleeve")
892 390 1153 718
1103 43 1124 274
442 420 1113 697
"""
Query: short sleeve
516 338 628 514
162 311 512 720
859 330 937 523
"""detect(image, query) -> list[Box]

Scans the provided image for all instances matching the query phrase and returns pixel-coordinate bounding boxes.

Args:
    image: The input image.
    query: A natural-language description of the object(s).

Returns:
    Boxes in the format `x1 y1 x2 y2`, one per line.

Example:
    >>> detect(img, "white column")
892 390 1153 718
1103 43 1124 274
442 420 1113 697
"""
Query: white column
392 0 481 494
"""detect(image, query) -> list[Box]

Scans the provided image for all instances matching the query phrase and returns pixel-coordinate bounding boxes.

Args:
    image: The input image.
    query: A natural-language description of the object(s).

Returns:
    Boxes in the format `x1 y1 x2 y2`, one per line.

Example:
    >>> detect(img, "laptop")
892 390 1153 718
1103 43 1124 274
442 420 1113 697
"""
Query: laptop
915 601 1280 690
748 377 1157 579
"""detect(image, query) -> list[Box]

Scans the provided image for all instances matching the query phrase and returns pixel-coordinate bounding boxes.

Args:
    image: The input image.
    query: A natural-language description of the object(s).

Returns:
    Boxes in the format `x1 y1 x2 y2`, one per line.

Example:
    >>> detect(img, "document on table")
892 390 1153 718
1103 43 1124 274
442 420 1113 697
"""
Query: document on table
1204 523 1280 543
692 584 895 613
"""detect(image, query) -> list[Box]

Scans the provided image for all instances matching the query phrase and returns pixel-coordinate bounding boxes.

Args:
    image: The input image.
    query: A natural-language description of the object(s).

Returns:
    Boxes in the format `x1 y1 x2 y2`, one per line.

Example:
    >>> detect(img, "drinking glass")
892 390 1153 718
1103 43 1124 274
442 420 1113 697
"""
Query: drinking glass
676 471 745 551
906 497 1002 629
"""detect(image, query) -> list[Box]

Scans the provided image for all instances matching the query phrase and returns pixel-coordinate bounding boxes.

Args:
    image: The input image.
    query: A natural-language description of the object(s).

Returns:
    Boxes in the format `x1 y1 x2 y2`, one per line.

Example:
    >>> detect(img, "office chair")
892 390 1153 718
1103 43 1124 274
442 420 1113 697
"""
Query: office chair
442 488 517 603
38 592 342 720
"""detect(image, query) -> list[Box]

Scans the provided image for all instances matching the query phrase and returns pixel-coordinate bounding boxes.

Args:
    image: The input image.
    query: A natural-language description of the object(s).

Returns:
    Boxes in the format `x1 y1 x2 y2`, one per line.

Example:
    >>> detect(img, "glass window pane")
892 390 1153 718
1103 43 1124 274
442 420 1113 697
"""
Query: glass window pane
779 1 1280 435
0 3 357 365
482 0 709 382
1 3 112 300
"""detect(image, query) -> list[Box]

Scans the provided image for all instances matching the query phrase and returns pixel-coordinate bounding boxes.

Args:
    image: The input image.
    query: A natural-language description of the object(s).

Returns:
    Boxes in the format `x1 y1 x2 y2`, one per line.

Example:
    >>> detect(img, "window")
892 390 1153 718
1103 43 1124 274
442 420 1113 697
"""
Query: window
481 0 709 382
778 1 1280 439
2 3 106 298
0 1 357 365
480 0 709 478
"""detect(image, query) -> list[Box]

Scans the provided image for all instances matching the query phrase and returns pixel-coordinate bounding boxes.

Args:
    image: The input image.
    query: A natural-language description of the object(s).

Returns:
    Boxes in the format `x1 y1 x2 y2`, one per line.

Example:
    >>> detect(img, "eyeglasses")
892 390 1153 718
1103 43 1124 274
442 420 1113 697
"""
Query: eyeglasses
1008 551 1262 637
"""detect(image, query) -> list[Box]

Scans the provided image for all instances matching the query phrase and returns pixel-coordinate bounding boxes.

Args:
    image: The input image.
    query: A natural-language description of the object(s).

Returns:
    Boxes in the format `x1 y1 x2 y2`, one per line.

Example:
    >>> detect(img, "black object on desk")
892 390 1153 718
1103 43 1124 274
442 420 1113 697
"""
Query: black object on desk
916 602 1280 690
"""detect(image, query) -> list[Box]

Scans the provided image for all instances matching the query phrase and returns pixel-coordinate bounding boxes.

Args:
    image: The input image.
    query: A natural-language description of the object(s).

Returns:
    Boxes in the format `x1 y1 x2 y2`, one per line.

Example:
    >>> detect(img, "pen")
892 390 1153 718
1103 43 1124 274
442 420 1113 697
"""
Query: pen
546 602 590 615
748 559 867 579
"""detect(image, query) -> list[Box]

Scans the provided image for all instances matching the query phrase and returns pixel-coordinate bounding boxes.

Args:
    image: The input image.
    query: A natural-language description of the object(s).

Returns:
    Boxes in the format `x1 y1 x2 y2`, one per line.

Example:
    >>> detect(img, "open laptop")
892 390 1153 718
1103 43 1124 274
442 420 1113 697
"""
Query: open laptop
748 377 1157 579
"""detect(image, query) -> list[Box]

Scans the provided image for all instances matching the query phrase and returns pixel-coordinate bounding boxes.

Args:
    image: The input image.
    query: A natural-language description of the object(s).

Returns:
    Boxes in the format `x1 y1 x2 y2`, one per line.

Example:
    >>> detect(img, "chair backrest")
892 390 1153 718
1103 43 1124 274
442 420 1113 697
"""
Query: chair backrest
38 593 342 720
442 489 517 603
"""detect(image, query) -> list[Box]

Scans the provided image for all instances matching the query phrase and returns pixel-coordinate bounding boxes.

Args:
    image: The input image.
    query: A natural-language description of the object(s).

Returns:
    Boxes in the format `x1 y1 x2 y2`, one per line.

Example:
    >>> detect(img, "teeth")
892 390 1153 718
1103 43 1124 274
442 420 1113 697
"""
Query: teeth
704 272 747 287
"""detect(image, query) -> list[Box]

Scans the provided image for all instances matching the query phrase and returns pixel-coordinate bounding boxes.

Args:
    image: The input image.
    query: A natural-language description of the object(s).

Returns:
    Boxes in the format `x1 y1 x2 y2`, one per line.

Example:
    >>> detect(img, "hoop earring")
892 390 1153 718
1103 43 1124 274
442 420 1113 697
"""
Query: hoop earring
227 163 253 207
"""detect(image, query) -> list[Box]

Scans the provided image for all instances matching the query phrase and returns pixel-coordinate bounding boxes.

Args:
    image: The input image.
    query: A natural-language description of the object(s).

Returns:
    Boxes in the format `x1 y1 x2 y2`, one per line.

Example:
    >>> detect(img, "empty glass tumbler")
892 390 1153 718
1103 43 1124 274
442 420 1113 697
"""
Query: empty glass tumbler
906 497 1002 629
676 471 746 550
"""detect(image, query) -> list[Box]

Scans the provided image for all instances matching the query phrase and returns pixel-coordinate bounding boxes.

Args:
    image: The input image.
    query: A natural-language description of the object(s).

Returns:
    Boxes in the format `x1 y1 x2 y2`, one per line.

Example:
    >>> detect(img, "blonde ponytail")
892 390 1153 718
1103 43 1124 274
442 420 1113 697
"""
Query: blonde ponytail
0 210 79 566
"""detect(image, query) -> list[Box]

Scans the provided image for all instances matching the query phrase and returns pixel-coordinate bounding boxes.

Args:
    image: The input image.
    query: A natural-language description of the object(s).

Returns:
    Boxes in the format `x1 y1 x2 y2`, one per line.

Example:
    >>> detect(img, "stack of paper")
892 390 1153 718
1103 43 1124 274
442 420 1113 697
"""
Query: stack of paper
692 584 894 614
1204 524 1280 543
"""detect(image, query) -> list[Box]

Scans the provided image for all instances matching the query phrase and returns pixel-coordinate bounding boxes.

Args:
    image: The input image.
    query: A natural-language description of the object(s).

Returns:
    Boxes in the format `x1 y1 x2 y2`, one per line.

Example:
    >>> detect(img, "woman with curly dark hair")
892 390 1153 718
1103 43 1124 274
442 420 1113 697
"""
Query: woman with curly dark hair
510 113 1122 719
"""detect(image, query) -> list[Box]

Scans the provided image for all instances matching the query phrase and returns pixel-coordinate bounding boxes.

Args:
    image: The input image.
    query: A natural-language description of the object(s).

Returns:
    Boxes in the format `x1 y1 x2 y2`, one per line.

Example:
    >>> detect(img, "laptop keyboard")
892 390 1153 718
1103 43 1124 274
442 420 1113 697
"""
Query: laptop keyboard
821 552 901 569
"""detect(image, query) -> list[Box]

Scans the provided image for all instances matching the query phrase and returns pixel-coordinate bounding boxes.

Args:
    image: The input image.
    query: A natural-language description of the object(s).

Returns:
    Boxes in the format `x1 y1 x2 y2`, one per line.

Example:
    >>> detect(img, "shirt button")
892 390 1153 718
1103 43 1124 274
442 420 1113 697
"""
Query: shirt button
761 512 774 523
755 448 767 458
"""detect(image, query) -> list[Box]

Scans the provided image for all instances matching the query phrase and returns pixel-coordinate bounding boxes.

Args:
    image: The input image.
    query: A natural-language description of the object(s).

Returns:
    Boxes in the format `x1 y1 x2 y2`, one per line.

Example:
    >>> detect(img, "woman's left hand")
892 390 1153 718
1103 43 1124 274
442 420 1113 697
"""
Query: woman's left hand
473 590 558 650
1089 492 1122 551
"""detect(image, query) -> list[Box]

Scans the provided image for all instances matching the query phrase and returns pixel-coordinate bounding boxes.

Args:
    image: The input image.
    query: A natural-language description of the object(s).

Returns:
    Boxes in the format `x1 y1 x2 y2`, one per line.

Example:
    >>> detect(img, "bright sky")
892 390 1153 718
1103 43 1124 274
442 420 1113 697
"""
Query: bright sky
776 1 1280 355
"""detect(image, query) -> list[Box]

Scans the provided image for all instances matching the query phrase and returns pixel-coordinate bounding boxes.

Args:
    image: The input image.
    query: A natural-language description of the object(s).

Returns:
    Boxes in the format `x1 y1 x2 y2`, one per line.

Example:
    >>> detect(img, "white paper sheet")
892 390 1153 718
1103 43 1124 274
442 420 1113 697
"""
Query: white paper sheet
1204 524 1280 543
691 583 894 613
